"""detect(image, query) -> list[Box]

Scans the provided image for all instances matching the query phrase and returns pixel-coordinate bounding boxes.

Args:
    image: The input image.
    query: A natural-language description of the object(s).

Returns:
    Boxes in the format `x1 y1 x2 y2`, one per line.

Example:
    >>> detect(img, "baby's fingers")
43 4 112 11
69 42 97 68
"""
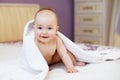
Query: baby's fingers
67 68 78 73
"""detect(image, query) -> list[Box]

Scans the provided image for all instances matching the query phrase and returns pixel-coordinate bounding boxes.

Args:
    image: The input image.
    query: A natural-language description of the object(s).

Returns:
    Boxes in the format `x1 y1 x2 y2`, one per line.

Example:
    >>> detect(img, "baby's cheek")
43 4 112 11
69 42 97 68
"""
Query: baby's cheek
35 33 40 39
51 34 57 38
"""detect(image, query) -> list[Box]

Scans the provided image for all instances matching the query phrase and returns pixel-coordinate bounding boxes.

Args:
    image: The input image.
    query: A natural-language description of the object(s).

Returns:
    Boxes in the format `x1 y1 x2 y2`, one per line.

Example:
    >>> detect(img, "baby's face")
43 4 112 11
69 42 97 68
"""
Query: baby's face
33 10 58 44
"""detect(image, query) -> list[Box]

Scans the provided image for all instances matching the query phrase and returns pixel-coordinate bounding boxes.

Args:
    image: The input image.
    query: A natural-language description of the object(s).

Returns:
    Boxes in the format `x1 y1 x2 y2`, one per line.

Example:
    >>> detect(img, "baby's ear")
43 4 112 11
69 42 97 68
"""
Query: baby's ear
57 26 59 31
32 23 35 28
32 25 34 29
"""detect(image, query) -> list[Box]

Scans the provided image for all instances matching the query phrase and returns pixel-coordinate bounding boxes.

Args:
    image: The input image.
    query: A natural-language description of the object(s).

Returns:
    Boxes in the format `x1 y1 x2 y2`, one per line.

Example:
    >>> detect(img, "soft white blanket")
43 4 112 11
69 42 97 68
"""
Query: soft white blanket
0 20 120 80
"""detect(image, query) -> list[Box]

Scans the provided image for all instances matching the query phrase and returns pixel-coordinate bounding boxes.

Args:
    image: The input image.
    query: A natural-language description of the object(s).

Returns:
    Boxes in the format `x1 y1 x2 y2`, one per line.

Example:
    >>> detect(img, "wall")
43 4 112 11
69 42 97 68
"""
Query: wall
0 0 74 40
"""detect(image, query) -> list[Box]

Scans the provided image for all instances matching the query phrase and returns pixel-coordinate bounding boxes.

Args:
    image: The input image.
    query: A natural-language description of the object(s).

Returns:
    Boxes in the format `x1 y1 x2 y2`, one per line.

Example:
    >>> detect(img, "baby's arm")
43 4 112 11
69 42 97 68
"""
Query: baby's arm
56 37 78 73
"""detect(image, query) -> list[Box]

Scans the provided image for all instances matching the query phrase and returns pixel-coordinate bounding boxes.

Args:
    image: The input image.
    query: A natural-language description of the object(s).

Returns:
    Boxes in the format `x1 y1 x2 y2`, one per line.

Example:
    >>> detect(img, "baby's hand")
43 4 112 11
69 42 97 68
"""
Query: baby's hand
66 67 78 73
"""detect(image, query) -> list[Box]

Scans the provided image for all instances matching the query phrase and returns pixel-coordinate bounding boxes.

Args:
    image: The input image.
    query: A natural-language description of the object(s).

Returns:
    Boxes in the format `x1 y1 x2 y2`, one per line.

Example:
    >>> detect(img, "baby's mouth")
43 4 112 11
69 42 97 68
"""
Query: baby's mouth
41 36 49 38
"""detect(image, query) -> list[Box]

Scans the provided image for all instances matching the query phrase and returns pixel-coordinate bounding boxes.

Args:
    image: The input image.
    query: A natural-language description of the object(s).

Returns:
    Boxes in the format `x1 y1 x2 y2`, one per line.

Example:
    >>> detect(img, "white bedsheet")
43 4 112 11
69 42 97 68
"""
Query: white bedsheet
0 43 120 80
0 43 22 63
47 61 120 80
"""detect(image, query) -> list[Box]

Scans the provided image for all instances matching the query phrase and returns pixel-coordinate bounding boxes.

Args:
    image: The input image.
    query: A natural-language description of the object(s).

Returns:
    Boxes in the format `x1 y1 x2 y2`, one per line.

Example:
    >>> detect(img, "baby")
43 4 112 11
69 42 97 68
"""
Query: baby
33 8 86 73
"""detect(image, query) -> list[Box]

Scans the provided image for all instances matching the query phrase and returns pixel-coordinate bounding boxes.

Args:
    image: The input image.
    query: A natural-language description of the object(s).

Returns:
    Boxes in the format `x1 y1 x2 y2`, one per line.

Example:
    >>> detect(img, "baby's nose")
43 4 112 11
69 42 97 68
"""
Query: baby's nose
42 30 48 34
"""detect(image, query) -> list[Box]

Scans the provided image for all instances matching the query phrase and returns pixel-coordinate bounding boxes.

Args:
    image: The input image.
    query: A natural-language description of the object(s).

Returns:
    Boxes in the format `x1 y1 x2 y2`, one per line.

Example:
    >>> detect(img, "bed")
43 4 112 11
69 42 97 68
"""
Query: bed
0 42 120 80
0 3 120 80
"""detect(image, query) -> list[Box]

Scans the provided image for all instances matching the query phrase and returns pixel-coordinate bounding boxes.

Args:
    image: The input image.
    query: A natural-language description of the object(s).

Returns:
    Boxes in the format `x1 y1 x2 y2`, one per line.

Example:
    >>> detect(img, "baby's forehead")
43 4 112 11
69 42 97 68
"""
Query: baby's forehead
34 9 58 25
35 10 58 22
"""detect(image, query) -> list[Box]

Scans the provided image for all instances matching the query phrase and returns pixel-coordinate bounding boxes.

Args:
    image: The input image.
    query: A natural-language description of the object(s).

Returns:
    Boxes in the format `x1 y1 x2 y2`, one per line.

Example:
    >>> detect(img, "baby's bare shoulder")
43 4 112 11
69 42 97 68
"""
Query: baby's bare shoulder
56 35 65 49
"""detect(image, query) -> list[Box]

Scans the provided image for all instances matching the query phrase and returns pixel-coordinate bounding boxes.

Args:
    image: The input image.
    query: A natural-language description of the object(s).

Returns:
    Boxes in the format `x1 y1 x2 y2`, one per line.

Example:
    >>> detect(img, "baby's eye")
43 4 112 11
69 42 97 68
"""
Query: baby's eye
48 27 52 30
37 27 42 29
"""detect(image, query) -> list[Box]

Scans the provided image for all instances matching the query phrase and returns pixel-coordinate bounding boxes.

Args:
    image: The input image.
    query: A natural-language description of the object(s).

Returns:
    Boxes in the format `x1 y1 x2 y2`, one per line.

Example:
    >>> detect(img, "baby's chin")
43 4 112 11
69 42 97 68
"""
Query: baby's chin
37 38 55 44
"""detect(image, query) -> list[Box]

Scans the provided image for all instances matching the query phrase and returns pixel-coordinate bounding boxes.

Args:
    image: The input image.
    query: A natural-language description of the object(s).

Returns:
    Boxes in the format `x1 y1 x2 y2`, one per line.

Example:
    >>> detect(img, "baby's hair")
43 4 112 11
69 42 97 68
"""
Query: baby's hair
36 7 56 14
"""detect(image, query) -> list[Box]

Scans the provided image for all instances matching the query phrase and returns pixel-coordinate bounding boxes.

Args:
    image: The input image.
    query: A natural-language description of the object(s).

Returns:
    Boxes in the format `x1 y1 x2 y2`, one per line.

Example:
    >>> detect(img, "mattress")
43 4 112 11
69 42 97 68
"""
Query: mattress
0 42 120 80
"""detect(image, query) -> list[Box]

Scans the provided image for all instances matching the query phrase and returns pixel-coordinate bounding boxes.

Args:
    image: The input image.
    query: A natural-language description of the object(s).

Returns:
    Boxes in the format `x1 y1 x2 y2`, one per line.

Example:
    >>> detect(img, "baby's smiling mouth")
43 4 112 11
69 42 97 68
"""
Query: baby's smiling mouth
41 36 49 38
